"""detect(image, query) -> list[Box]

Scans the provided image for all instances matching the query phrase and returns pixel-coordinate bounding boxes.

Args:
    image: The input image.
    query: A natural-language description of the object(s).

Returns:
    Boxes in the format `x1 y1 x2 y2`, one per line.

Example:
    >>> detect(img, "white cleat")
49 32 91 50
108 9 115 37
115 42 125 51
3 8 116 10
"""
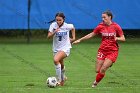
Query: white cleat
91 81 98 88
92 84 97 88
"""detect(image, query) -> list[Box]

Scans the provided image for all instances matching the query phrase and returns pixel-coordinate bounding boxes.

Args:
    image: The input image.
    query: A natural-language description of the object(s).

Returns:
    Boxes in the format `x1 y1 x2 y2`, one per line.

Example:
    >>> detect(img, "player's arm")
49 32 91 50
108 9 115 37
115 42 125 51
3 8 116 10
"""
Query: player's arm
115 35 125 42
115 24 126 42
47 31 55 39
72 24 100 44
47 28 59 39
72 32 96 44
70 28 76 42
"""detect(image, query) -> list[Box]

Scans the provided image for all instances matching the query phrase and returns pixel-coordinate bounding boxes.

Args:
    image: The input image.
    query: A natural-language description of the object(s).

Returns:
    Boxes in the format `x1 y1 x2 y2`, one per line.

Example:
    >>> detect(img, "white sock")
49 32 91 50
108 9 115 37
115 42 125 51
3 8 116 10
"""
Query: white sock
55 64 61 82
61 66 66 81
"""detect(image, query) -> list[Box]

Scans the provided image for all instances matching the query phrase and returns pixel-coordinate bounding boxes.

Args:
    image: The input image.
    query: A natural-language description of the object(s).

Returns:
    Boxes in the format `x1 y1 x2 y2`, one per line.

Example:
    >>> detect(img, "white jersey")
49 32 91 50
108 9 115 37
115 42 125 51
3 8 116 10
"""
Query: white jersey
48 22 74 52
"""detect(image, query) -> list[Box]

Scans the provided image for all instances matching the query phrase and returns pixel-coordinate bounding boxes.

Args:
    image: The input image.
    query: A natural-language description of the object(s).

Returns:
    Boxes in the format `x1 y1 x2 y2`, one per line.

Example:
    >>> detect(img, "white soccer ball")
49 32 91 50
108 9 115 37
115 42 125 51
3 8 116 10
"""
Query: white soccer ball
46 77 58 88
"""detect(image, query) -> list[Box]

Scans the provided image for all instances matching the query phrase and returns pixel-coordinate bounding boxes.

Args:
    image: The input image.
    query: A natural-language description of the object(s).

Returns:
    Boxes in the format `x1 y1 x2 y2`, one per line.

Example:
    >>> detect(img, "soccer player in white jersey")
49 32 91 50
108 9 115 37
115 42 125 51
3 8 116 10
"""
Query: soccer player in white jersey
47 12 75 86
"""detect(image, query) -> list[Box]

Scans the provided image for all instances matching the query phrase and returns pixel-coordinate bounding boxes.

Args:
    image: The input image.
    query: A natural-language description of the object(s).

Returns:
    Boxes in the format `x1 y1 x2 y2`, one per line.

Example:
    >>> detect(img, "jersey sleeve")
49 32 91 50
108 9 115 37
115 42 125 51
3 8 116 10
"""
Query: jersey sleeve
48 23 54 32
115 24 124 36
67 24 74 30
93 25 101 34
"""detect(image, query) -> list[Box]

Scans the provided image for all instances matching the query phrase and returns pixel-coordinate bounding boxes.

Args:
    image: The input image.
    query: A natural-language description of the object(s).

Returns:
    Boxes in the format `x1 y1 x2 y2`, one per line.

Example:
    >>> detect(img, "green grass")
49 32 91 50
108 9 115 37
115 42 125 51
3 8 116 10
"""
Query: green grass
0 38 140 93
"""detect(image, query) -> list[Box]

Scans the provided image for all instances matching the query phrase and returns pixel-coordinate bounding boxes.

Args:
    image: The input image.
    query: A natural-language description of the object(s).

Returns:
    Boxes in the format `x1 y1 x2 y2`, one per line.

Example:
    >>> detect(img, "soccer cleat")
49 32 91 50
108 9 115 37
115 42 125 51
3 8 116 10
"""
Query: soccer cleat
60 81 64 86
56 82 60 86
57 76 68 86
92 83 97 88
56 81 64 86
60 76 68 86
92 81 98 88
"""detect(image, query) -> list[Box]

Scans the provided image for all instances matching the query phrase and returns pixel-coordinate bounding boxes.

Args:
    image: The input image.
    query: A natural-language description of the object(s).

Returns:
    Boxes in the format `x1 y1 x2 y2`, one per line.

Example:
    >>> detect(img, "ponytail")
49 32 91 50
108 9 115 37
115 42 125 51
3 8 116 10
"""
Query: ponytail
47 19 55 24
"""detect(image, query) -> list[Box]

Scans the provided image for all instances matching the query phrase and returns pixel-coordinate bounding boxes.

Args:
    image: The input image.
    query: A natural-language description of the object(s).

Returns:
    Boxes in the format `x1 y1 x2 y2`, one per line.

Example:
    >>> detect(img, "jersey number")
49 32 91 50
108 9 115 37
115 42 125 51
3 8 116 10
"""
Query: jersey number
97 52 104 58
58 36 62 41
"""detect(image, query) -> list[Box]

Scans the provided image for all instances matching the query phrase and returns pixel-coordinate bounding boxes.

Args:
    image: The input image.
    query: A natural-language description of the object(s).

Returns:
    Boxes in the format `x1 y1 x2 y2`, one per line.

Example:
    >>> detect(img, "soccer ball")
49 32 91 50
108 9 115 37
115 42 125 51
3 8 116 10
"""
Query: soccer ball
46 77 58 88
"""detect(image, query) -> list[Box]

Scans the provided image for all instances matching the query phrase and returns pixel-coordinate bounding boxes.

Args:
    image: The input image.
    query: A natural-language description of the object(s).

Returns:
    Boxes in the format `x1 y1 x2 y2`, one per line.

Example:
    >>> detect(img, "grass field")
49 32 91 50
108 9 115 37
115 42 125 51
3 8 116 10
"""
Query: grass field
0 38 140 93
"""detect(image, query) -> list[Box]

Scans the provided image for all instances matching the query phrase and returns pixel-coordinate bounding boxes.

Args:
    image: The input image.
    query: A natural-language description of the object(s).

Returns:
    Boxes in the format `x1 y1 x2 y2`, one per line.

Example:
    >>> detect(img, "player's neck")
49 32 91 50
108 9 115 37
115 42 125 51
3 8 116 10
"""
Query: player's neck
58 22 64 28
106 21 112 26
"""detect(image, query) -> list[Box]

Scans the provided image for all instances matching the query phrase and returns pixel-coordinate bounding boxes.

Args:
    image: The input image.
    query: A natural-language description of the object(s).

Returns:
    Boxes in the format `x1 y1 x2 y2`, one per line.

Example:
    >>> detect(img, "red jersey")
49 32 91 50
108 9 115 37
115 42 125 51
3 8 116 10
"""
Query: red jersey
93 22 124 51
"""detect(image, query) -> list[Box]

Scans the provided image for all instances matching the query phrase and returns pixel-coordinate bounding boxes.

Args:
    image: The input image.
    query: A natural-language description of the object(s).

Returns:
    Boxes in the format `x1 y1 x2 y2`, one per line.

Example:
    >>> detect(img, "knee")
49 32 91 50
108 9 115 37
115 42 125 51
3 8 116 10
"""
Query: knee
100 68 106 73
95 70 99 73
53 58 59 65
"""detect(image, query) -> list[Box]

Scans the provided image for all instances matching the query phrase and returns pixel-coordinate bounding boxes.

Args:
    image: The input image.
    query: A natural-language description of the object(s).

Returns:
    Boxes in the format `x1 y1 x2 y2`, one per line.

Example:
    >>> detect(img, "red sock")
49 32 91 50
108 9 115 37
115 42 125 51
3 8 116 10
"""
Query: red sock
96 72 105 83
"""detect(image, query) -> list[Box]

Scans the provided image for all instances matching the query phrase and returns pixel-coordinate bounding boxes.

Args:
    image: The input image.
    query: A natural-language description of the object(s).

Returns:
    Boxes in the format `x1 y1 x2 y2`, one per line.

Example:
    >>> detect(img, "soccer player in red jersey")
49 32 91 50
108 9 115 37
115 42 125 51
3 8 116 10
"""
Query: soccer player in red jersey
72 10 125 88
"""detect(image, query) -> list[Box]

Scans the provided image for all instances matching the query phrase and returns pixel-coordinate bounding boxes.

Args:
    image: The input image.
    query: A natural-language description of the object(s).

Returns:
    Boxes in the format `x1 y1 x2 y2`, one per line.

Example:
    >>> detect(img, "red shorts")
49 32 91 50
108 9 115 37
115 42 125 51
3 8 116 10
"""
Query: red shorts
97 49 118 62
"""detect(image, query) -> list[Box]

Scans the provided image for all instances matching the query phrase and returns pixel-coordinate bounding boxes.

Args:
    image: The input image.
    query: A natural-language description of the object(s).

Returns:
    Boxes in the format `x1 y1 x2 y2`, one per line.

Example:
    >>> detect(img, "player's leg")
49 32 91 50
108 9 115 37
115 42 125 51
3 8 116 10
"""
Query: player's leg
92 50 105 88
95 60 104 73
60 60 67 81
97 58 113 82
92 58 113 88
92 50 118 88
59 50 70 85
92 59 104 88
53 51 67 85
61 49 70 82
59 59 67 86
98 50 118 75
100 58 113 74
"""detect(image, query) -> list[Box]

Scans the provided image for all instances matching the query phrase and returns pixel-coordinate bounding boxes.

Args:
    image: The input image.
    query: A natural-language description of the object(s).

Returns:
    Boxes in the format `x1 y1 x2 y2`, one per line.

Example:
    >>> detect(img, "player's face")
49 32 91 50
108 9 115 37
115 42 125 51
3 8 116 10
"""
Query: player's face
102 14 111 25
56 16 64 26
